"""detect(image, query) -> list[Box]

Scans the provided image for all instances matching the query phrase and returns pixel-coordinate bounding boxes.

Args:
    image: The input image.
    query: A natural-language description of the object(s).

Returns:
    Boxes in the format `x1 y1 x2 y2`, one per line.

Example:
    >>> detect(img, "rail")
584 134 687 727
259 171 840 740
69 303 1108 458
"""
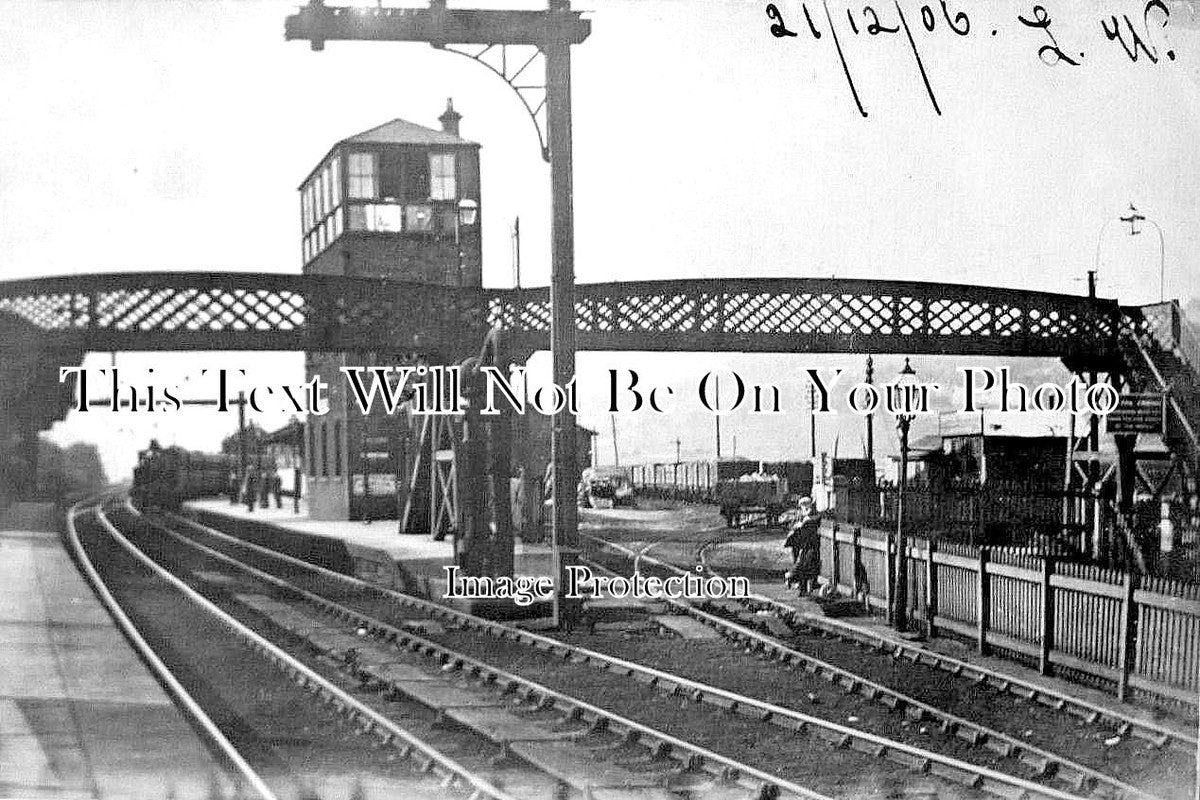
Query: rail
1135 302 1200 380
580 530 1196 754
139 504 825 800
66 495 278 800
578 550 1155 799
88 501 521 800
162 506 1105 800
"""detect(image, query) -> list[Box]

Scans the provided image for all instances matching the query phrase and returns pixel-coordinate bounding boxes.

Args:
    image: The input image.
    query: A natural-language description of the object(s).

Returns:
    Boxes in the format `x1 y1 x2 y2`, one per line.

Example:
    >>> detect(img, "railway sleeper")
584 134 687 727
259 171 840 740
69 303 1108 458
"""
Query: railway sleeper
1032 693 1066 712
1018 752 1056 781
954 728 982 746
185 517 1180 800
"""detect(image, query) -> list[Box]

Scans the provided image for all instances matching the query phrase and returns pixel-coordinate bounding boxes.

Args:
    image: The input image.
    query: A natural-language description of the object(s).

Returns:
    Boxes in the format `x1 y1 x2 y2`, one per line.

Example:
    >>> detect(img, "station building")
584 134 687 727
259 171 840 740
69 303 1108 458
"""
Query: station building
301 101 482 521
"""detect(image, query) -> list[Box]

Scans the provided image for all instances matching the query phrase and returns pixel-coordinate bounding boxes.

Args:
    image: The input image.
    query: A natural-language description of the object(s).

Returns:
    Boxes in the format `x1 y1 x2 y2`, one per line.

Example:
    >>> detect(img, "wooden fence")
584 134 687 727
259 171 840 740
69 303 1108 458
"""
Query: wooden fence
819 521 1200 709
832 478 1094 551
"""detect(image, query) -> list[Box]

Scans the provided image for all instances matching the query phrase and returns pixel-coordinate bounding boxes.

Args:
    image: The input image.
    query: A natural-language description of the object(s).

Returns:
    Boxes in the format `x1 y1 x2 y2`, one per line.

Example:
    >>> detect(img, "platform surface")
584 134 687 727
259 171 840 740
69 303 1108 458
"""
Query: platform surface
0 528 226 800
186 497 558 580
188 498 452 561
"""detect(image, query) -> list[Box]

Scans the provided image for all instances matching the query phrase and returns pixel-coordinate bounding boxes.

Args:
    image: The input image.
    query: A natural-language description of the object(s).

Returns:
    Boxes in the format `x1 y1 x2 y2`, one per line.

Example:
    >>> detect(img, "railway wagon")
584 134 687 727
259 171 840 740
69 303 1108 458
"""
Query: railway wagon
628 458 814 505
717 475 787 527
132 442 233 510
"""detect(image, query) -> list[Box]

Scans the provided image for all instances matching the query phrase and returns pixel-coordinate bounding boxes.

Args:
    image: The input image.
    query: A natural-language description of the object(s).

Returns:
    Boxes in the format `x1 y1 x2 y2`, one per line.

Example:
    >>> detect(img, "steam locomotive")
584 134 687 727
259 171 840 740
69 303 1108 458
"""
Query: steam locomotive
131 441 233 510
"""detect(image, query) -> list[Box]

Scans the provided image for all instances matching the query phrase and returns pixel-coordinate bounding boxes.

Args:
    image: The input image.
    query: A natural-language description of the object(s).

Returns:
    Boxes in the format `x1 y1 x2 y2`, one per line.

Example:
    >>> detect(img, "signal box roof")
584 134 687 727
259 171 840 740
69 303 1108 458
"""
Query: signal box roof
301 116 478 187
342 117 477 148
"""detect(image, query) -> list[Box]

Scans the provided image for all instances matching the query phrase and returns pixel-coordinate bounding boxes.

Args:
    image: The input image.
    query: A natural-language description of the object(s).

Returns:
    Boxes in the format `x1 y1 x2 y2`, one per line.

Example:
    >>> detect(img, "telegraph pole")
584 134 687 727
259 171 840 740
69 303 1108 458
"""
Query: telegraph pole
865 355 875 461
809 384 817 459
714 374 722 459
512 216 521 289
237 390 248 485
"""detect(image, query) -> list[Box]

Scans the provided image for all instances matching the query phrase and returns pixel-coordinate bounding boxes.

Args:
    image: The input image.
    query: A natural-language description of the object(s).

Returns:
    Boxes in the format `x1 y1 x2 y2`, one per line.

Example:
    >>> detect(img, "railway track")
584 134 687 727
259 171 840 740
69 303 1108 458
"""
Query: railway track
71 497 526 800
579 533 1194 800
137 500 1147 800
100 498 838 800
64 495 277 800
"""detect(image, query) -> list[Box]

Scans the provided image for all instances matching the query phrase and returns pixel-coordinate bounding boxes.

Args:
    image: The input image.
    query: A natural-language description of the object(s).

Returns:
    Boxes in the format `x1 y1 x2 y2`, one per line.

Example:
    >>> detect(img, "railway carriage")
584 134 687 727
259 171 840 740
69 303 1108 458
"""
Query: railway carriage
131 442 233 510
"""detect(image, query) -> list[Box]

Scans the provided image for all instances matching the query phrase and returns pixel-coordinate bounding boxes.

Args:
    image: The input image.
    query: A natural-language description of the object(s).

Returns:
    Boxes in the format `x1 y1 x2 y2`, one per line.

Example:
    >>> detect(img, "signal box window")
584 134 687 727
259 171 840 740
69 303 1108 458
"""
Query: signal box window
405 204 434 232
429 153 456 200
348 152 379 200
348 204 402 233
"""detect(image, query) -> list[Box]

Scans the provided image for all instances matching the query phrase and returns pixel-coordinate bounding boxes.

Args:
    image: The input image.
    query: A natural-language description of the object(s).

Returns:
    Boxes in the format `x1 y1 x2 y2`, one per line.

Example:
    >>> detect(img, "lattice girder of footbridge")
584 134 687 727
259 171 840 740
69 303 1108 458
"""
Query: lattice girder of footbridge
0 273 1123 370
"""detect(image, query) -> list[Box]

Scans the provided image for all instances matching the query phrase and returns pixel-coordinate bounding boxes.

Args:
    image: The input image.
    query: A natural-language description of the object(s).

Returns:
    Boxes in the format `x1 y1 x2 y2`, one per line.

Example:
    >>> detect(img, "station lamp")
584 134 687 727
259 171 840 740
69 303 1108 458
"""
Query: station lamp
458 198 479 227
893 357 918 632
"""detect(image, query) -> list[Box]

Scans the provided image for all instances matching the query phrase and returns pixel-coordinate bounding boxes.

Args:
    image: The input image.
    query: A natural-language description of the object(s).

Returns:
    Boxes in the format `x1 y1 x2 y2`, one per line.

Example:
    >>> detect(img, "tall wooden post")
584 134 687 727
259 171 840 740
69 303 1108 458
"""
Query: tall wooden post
1039 556 1055 675
458 380 486 574
924 538 937 637
830 524 841 593
893 416 912 631
977 546 990 655
1116 571 1138 702
865 356 876 461
546 3 580 627
488 370 514 579
851 526 863 606
237 390 247 486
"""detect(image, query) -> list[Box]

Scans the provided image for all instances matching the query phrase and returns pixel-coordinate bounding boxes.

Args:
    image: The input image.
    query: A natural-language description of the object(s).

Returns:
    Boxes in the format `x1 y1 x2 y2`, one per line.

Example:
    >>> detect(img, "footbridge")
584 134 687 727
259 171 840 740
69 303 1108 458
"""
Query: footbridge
0 272 1125 366
1 271 1194 573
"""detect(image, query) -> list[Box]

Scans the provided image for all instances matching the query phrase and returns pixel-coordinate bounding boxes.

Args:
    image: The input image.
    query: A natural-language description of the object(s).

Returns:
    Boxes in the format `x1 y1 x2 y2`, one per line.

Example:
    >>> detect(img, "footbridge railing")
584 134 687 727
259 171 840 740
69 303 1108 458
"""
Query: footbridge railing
0 272 1123 364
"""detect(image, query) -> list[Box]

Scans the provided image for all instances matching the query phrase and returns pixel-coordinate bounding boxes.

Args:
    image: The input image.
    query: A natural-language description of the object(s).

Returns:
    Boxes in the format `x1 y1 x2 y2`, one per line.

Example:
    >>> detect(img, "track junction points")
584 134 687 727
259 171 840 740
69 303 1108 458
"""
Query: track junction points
51 492 1197 800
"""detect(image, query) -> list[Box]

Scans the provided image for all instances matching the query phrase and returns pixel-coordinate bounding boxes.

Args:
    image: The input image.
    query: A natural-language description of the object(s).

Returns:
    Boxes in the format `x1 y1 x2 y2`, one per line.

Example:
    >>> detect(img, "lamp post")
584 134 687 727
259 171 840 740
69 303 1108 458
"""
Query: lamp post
865 355 875 461
1121 204 1166 303
892 358 918 633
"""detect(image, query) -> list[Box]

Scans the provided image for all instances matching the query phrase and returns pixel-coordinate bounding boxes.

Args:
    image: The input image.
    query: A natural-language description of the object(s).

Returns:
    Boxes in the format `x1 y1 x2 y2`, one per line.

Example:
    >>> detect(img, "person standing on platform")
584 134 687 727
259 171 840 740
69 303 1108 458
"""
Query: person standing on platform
245 468 259 512
271 469 283 509
784 496 821 594
259 465 272 509
228 470 239 504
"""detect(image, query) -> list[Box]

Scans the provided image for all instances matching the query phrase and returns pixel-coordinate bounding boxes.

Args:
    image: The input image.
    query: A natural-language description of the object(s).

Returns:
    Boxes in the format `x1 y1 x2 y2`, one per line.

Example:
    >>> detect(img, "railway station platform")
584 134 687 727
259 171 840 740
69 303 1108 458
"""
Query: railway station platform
183 499 560 609
186 496 449 563
0 523 228 800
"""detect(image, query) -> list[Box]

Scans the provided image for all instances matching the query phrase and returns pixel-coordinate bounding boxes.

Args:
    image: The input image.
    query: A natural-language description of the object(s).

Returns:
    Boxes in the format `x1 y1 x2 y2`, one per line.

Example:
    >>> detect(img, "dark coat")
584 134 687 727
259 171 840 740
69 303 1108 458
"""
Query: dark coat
785 513 821 553
785 513 822 581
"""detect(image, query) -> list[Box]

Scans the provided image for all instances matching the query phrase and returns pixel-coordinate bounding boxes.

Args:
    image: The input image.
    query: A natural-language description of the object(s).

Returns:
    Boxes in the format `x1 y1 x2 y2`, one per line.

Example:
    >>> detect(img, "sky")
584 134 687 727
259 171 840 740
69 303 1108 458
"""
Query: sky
3 0 1198 479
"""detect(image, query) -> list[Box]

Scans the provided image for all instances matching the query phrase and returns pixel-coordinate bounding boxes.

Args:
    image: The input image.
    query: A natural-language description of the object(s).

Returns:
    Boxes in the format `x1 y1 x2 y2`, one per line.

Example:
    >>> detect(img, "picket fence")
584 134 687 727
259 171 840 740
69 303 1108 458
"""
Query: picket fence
819 522 1200 708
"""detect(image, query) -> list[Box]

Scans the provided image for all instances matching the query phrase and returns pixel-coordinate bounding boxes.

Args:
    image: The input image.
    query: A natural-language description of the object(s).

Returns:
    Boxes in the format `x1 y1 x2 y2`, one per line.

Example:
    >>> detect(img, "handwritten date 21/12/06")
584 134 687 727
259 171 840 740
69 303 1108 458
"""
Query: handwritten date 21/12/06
765 2 1180 117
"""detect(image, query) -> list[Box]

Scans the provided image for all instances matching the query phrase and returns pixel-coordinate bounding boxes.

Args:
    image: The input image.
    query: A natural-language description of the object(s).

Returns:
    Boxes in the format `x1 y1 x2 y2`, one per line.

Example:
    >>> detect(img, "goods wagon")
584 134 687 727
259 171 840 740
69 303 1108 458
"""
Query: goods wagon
628 458 814 508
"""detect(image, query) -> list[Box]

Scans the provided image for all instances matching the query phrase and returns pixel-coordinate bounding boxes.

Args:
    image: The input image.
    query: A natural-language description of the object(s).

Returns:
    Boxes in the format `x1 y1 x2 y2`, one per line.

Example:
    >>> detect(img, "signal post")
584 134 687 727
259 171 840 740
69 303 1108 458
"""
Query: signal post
285 0 590 627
